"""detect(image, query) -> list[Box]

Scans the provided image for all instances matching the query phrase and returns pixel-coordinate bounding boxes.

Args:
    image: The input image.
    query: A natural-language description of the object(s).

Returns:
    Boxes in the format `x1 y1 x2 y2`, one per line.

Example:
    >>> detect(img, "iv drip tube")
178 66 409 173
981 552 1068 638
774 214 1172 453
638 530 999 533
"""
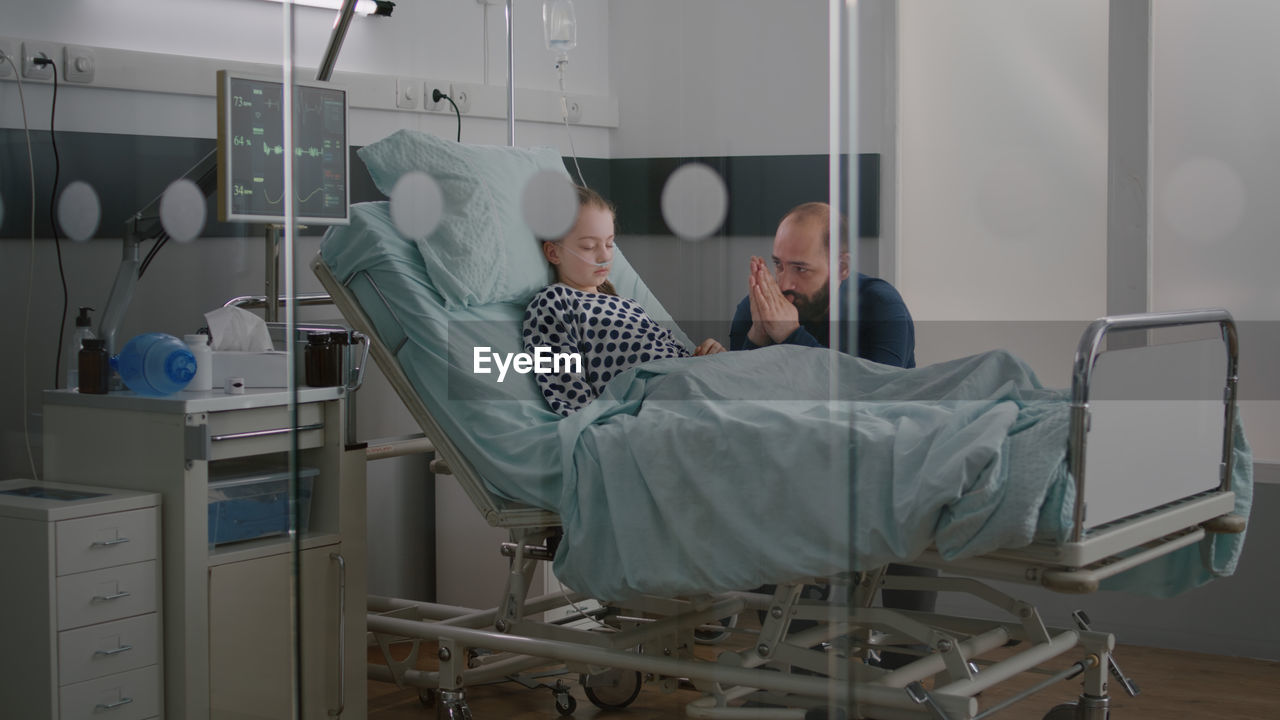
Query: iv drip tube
506 0 516 146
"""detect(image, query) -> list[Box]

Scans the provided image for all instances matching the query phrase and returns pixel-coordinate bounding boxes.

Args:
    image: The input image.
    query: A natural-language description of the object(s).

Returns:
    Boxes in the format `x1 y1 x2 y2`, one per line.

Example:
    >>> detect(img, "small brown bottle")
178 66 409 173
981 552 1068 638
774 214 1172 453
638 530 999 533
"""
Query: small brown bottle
304 332 341 387
78 338 111 394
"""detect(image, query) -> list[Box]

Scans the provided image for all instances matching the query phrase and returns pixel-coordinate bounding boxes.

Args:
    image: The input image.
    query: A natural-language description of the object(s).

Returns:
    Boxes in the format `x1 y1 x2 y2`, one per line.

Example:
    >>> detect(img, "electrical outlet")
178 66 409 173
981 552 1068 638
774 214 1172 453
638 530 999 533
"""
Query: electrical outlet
564 97 582 124
395 77 420 110
0 38 16 78
63 45 95 84
448 83 472 114
425 84 449 112
22 41 55 81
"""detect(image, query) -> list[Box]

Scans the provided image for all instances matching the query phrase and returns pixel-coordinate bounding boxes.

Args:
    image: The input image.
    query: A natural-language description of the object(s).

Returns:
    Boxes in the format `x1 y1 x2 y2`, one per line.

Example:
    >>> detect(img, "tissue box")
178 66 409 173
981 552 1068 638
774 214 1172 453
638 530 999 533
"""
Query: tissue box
211 351 289 388
207 465 318 545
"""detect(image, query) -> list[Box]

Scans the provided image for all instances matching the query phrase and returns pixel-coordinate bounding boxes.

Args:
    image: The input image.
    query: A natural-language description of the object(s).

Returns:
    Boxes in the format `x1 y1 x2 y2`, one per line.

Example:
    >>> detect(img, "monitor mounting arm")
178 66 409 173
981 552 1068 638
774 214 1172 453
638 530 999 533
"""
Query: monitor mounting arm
98 0 368 352
98 151 218 354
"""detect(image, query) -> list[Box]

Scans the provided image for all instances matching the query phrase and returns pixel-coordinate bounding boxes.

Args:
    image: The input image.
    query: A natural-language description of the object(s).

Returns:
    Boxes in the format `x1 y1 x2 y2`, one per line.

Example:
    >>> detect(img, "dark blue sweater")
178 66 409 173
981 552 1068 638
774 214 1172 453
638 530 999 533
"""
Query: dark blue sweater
728 274 916 368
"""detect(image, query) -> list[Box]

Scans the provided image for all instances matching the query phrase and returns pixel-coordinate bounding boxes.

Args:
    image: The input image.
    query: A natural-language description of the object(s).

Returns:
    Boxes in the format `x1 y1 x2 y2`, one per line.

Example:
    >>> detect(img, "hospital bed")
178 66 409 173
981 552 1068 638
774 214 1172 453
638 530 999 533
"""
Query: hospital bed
311 190 1249 719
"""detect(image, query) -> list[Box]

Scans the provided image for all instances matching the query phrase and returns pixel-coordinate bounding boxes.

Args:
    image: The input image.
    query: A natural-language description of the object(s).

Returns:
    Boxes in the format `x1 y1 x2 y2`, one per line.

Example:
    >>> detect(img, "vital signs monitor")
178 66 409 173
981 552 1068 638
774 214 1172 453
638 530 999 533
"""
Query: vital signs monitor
216 70 350 225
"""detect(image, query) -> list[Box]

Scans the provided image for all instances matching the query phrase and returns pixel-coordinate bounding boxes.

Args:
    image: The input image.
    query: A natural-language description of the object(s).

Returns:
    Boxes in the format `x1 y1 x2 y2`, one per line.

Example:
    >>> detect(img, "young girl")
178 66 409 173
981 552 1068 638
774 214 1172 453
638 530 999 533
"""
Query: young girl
523 186 725 416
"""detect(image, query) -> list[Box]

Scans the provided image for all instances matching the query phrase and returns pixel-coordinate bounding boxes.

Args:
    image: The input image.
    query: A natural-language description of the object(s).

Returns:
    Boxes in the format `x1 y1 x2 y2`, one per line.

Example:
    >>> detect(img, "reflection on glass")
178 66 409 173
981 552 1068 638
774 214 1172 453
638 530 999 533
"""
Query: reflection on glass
56 180 100 242
521 169 579 240
389 170 444 239
659 162 728 241
159 178 207 243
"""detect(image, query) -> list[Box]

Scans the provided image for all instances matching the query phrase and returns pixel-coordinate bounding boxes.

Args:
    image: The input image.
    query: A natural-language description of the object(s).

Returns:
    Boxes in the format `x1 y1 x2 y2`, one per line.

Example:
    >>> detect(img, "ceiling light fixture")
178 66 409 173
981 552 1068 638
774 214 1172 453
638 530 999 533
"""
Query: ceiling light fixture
261 0 394 18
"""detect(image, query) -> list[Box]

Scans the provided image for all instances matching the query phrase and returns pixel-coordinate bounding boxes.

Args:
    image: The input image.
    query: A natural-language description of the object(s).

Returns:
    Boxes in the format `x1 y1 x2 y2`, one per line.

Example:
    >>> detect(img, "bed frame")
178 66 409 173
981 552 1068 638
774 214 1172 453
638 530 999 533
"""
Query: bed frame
314 254 1245 720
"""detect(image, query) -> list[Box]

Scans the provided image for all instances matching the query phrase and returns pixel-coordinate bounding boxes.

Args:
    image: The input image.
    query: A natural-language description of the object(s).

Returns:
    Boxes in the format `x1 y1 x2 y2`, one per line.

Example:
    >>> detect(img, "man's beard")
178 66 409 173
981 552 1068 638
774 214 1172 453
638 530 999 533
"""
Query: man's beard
783 281 831 324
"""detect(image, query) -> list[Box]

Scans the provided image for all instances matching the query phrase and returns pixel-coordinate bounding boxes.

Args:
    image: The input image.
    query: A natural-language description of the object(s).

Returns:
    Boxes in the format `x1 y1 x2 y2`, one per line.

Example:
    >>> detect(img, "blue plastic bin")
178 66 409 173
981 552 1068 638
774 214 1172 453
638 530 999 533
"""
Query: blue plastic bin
207 466 318 546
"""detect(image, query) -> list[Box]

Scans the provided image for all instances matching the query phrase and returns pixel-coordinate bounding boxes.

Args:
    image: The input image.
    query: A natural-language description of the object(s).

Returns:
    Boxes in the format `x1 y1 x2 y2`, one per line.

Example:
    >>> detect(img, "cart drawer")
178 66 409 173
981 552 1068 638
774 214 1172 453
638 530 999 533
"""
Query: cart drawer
207 402 325 460
56 507 158 576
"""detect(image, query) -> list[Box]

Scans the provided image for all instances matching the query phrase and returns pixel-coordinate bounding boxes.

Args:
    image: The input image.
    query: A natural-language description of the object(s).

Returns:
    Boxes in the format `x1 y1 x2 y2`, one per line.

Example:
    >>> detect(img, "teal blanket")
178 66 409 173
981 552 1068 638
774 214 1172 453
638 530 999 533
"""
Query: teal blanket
551 346 1077 599
550 346 1252 600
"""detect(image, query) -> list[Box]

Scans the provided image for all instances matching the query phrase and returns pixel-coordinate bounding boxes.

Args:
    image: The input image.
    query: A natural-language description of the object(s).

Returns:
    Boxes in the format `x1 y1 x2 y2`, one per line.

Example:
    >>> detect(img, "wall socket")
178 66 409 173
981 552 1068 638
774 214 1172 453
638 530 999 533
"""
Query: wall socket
0 38 16 78
425 84 449 112
448 83 472 114
22 41 55 81
564 97 582 124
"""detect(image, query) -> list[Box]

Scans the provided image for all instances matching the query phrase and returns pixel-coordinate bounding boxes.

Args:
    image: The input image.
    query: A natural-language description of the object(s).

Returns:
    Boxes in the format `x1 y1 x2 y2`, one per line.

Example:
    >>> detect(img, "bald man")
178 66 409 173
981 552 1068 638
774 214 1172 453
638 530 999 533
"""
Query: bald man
728 202 914 367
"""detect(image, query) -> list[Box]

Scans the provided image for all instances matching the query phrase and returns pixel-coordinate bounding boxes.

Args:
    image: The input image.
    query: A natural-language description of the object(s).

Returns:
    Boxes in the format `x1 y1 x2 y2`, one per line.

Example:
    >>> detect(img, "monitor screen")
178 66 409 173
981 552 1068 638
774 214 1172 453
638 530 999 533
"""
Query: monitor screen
216 70 350 225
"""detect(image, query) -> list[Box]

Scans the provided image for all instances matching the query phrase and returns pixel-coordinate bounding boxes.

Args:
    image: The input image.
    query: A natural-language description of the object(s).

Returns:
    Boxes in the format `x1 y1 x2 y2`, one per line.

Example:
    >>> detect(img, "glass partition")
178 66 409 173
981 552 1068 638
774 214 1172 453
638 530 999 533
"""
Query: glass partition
5 1 1269 718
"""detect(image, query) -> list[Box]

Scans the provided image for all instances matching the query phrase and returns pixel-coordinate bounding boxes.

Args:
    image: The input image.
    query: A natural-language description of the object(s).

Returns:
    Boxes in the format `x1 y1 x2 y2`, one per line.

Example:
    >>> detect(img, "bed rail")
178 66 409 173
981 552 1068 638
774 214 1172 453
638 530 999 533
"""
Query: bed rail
1067 308 1238 542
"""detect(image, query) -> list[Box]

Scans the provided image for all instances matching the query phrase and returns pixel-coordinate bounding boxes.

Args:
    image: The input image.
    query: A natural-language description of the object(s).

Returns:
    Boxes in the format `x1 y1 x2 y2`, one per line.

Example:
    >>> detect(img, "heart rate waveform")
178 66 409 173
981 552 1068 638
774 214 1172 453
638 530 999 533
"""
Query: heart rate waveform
221 72 349 222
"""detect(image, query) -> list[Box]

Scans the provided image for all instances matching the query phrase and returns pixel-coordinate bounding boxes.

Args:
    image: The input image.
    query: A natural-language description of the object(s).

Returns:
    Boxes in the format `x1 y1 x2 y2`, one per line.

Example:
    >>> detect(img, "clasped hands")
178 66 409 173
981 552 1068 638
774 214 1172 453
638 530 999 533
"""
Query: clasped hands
746 256 800 346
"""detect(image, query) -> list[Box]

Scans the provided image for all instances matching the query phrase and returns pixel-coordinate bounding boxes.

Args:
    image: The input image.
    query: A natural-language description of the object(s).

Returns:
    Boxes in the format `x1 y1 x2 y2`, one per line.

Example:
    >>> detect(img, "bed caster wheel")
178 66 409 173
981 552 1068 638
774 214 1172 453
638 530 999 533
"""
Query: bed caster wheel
437 689 473 720
418 688 435 707
554 693 578 716
582 669 643 710
694 614 739 645
1043 703 1084 720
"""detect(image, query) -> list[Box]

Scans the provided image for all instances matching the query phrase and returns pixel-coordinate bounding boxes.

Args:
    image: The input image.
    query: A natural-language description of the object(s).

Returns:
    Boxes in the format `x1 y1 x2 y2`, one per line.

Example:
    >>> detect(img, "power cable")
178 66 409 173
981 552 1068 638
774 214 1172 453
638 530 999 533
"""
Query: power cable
37 57 72 390
433 89 462 142
3 51 42 481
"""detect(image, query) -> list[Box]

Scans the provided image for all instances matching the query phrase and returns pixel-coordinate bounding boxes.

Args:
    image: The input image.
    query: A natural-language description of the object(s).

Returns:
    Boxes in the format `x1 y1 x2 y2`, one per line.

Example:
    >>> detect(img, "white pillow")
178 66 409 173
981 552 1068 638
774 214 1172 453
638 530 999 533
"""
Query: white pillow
357 129 566 307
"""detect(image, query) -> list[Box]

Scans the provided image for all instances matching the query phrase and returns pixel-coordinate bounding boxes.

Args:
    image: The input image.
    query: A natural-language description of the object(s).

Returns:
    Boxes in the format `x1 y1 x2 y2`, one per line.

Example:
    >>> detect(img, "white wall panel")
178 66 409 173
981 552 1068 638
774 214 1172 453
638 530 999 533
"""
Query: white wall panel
609 0 830 158
1151 0 1280 462
898 0 1108 326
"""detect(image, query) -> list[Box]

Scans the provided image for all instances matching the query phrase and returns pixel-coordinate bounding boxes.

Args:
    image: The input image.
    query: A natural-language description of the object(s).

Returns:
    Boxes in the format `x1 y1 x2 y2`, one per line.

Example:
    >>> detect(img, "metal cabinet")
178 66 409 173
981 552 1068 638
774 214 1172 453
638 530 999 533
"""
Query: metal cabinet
0 479 162 719
41 388 367 719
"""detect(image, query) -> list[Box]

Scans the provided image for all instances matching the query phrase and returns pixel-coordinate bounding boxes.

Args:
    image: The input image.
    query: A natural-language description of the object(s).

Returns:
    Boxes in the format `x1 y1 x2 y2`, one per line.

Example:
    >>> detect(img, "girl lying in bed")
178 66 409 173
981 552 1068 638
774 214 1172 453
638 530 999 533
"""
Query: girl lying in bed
523 186 726 416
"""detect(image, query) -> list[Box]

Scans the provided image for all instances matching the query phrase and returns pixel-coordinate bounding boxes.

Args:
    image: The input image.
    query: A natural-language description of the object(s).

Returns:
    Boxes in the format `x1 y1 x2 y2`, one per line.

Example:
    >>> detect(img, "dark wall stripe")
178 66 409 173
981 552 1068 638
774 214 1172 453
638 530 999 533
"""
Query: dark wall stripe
603 154 879 238
1 129 877 241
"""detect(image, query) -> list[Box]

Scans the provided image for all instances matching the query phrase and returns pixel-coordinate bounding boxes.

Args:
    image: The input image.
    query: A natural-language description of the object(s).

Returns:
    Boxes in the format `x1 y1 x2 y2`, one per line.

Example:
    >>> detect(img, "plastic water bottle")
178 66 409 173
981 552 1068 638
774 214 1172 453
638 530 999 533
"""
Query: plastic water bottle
113 332 197 396
66 306 97 390
183 333 214 392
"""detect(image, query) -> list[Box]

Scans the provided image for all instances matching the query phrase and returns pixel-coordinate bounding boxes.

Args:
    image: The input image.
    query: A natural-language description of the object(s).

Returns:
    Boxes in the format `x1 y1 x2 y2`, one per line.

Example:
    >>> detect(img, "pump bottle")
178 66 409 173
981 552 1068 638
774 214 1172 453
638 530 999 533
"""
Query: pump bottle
67 307 97 390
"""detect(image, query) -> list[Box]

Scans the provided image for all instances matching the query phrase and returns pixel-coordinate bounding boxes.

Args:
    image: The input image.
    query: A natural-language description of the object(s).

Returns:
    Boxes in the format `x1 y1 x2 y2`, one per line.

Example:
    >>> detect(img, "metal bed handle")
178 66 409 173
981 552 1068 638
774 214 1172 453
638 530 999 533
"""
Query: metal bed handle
345 331 370 392
1067 308 1239 542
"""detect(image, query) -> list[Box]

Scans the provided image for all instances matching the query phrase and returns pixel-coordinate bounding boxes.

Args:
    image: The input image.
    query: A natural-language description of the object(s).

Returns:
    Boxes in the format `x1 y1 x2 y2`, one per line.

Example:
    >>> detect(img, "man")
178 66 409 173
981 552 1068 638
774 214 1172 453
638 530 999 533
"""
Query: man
728 202 914 368
729 202 932 667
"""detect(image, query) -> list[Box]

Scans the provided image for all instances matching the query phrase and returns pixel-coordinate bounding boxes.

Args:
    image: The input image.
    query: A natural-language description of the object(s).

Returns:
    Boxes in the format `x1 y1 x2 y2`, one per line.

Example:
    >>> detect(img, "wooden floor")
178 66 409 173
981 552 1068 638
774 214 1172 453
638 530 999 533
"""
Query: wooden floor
367 641 1280 719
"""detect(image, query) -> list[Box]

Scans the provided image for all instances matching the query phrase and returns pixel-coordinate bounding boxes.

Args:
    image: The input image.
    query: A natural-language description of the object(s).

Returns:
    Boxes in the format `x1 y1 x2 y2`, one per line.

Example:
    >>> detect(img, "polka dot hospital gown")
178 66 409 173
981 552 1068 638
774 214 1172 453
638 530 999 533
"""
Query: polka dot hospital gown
522 283 691 416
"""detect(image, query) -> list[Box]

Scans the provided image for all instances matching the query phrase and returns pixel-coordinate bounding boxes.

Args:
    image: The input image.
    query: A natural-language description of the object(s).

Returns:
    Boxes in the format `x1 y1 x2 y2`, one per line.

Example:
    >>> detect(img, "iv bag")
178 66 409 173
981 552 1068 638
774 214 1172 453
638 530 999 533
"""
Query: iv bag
543 0 577 56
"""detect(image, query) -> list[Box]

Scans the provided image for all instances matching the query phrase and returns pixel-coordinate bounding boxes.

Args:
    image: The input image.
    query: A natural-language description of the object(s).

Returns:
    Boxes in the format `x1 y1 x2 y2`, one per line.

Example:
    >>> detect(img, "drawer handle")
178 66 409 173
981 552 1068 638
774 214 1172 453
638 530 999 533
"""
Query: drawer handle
95 697 134 711
91 537 131 547
94 644 134 657
91 590 132 603
210 422 324 442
